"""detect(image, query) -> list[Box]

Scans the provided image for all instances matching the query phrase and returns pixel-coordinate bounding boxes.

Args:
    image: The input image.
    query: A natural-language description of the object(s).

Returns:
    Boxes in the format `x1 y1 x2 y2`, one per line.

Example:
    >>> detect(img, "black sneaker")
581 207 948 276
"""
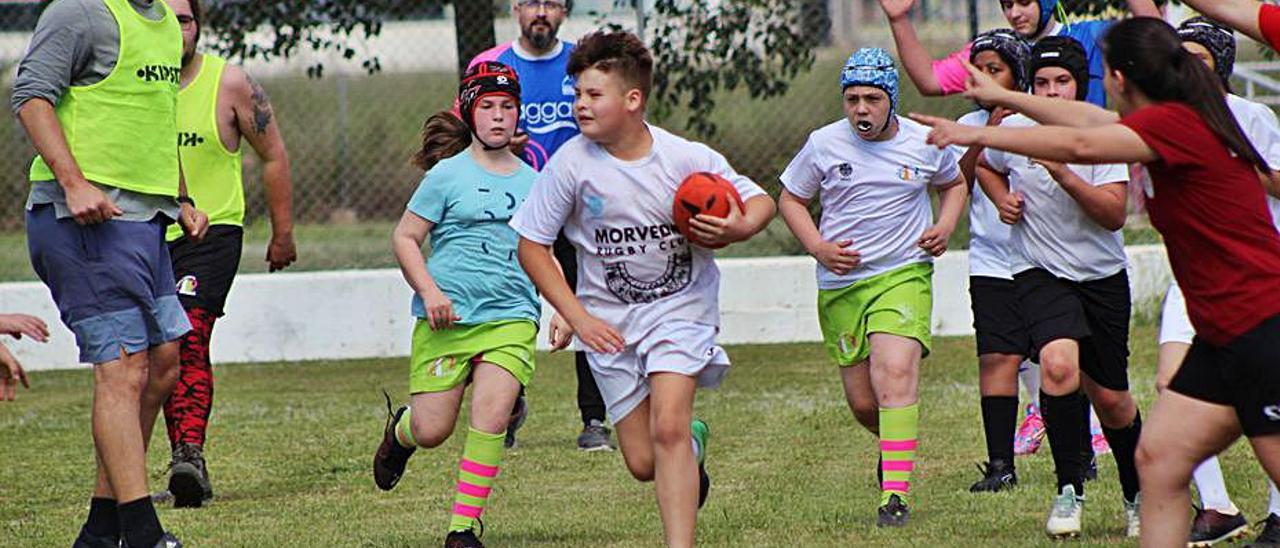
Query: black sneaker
444 529 484 548
373 391 416 491
72 526 118 548
122 532 182 548
1248 513 1280 547
968 459 1018 493
877 494 910 528
576 419 614 452
504 393 527 450
167 443 212 508
1082 453 1098 482
1189 506 1249 547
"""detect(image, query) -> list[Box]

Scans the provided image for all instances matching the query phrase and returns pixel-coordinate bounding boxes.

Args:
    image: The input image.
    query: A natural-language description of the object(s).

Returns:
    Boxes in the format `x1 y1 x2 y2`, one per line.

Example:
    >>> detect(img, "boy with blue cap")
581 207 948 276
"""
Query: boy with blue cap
876 0 1159 107
778 47 968 528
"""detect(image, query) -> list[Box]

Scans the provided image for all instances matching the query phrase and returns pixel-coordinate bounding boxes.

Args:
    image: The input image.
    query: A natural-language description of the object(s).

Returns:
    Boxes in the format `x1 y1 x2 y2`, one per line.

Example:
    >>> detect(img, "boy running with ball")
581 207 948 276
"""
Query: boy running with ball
510 31 776 548
777 48 968 527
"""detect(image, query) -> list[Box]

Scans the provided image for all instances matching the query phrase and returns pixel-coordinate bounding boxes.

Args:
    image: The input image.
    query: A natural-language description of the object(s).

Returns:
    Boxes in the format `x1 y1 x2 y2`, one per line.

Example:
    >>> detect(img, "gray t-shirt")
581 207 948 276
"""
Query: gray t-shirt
14 0 179 221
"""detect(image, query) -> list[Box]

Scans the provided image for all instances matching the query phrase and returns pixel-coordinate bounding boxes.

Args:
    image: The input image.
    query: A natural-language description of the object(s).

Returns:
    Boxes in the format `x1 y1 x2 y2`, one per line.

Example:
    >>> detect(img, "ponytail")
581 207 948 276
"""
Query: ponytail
410 110 471 172
1103 18 1269 172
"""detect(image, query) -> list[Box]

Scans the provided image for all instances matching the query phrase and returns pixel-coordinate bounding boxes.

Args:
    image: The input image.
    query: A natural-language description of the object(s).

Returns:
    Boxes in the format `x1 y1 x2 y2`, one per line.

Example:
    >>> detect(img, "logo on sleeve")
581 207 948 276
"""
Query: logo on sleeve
583 192 605 218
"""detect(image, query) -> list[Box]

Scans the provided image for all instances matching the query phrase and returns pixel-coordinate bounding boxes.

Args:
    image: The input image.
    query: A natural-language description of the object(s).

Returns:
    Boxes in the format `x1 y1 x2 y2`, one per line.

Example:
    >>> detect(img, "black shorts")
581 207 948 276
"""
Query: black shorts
169 225 244 317
969 275 1030 357
1015 268 1131 391
1168 313 1280 437
553 231 579 288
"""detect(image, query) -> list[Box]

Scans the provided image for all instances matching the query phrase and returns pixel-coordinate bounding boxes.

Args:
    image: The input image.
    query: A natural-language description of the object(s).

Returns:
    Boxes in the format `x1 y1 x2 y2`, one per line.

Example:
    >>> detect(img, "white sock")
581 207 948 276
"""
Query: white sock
1269 480 1280 517
691 437 702 461
1192 456 1235 513
1019 361 1041 409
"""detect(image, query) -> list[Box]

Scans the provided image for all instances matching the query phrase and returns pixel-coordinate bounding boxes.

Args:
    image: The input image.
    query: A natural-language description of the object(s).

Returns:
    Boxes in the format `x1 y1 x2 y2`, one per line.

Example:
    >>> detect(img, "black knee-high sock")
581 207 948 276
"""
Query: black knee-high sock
981 395 1018 464
1041 390 1086 494
1102 409 1143 502
1080 393 1094 462
118 497 163 548
83 497 118 538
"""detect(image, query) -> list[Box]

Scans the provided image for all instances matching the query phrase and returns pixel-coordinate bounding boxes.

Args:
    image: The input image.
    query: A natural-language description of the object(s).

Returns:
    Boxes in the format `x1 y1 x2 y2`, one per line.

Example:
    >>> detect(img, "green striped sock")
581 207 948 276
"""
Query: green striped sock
394 407 415 449
879 403 919 506
448 427 505 532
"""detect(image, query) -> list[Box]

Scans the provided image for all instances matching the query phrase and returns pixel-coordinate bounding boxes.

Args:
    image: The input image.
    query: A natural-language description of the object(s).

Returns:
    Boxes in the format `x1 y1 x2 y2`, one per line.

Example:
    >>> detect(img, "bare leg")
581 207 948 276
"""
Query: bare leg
1137 390 1240 548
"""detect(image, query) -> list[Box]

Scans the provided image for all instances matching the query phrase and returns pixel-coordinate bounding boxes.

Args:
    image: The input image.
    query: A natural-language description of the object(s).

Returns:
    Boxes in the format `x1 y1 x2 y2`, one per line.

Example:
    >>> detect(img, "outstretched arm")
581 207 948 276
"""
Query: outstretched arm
1181 0 1268 44
910 113 1158 165
879 0 947 96
962 63 1118 127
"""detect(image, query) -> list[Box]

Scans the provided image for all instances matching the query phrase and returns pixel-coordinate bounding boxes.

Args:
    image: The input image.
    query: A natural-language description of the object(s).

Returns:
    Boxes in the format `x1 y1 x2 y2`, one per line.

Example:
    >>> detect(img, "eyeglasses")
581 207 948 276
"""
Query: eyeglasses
518 0 566 11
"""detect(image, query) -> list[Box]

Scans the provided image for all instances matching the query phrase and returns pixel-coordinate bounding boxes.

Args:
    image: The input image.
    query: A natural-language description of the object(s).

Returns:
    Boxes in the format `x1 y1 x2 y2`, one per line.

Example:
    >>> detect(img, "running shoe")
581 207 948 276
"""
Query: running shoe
692 419 711 509
1247 513 1280 547
1124 493 1142 538
576 419 614 452
373 392 416 491
444 529 484 548
167 443 212 508
1189 506 1249 547
969 459 1018 493
72 527 118 548
122 532 183 548
1046 484 1084 539
877 494 910 528
1015 404 1046 456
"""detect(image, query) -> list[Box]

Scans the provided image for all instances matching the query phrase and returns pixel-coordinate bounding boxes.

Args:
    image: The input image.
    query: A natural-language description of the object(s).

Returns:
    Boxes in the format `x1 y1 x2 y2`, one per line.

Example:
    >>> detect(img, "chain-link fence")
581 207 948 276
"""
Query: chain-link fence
0 0 1021 281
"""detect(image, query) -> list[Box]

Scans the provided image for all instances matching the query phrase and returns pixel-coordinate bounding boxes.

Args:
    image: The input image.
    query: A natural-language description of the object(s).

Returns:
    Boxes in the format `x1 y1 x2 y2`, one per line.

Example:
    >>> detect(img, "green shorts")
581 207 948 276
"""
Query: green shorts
817 262 933 366
409 319 537 394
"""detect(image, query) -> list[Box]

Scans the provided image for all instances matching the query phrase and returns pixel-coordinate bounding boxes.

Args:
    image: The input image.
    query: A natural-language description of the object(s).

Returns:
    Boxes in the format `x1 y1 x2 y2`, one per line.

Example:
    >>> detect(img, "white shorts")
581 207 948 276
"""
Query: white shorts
1159 281 1195 345
586 320 730 424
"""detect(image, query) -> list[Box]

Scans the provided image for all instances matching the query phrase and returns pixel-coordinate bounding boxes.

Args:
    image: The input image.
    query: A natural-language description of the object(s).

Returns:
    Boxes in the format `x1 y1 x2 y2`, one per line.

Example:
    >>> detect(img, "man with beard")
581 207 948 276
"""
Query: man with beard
155 0 297 509
469 0 615 453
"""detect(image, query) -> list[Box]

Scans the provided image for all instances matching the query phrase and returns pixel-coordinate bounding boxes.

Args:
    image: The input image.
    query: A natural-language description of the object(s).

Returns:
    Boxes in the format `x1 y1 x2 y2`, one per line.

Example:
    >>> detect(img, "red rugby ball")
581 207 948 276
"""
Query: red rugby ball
672 171 745 250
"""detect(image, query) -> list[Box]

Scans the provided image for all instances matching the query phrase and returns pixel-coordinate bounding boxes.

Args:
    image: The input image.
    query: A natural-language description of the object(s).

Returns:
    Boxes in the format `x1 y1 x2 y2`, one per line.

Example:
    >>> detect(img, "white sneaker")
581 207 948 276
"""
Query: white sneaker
1124 493 1141 538
1046 484 1085 539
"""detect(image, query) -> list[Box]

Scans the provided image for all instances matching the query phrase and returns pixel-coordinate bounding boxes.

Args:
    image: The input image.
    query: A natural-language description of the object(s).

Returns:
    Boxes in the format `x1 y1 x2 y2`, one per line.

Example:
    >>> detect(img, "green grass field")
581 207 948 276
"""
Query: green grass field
3 325 1276 547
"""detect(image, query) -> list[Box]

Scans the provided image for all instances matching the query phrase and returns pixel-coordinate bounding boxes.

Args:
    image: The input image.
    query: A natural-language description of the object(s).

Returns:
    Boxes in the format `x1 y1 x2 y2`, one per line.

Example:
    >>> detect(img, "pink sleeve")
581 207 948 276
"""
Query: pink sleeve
931 43 973 95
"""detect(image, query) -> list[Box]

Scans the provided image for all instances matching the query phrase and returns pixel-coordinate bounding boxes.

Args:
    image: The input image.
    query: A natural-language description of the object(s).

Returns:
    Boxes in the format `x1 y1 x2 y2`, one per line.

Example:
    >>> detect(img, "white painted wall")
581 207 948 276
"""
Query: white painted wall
6 246 1173 371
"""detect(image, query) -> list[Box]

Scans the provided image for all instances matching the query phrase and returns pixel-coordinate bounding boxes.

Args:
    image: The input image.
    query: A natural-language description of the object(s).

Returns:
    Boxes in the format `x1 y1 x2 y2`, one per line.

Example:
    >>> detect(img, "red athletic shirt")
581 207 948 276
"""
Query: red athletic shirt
1262 4 1280 53
1121 102 1280 346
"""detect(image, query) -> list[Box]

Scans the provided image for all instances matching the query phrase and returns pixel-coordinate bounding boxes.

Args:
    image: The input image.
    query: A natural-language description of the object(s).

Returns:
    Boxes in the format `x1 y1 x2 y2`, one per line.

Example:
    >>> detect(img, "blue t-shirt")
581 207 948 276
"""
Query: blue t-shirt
471 41 579 170
1058 19 1113 108
407 152 541 324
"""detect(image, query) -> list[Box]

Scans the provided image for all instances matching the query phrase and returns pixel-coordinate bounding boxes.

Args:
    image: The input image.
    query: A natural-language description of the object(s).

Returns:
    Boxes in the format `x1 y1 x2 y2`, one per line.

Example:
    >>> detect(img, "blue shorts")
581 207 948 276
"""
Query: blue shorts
26 204 192 364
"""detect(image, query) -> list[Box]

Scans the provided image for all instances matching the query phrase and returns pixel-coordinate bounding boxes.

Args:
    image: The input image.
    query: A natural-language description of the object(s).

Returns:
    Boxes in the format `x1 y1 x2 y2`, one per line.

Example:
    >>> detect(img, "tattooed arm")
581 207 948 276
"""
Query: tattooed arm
227 65 296 271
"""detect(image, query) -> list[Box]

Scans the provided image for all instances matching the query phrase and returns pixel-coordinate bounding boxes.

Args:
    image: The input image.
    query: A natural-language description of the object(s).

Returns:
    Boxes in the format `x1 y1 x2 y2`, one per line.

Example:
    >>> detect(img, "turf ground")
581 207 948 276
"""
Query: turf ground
3 325 1275 547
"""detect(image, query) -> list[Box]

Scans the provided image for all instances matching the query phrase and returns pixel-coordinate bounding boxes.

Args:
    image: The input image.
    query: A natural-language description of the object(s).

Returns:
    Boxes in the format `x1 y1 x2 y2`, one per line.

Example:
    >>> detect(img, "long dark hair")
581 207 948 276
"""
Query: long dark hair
410 110 471 172
1103 18 1269 172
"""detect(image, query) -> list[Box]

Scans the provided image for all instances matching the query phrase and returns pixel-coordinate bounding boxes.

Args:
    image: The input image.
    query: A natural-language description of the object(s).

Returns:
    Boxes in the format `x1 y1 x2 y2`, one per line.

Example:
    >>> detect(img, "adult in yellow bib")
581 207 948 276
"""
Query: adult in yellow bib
12 0 207 546
155 0 296 511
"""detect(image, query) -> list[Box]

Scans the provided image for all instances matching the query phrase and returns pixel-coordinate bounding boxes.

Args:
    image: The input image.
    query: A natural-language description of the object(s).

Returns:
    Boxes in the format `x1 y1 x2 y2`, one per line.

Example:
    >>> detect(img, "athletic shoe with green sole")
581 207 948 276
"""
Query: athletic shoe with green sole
692 418 711 509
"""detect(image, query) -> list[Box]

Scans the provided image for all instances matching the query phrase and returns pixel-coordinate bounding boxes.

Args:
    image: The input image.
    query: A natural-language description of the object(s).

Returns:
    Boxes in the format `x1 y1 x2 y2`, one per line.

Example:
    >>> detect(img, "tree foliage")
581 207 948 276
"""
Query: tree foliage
643 0 826 136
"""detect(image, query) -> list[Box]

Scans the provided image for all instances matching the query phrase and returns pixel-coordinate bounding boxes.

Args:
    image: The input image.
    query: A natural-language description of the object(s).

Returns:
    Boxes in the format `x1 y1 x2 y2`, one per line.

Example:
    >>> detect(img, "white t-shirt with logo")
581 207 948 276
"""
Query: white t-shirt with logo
953 109 1013 280
509 124 766 344
983 114 1129 282
779 116 962 289
1227 94 1280 229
